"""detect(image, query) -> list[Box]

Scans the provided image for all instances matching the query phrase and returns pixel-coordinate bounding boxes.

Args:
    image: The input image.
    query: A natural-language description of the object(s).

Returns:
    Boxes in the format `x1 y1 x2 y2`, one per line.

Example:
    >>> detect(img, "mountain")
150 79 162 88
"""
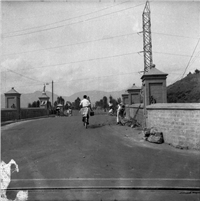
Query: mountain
65 90 126 104
167 71 200 103
1 89 126 108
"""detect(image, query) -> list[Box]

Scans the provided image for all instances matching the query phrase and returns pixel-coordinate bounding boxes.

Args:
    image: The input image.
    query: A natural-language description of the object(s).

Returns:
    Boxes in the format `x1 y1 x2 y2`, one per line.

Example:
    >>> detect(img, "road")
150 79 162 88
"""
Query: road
1 111 200 201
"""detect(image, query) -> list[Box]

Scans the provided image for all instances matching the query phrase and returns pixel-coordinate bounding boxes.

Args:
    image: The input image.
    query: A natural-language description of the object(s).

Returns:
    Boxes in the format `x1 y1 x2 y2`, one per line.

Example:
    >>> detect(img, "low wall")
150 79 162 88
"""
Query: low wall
1 109 19 122
125 104 144 127
20 108 49 119
1 108 49 122
146 103 200 150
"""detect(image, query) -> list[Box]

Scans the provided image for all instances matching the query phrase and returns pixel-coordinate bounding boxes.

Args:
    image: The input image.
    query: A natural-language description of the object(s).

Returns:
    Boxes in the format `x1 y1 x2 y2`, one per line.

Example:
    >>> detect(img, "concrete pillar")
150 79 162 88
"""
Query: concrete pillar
127 84 141 105
122 93 129 105
4 87 21 119
141 66 168 106
39 91 50 109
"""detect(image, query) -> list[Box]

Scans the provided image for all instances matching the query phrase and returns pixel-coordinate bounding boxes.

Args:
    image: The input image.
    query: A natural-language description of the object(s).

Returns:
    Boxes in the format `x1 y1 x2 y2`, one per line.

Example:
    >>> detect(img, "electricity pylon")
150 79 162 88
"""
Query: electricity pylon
142 1 153 73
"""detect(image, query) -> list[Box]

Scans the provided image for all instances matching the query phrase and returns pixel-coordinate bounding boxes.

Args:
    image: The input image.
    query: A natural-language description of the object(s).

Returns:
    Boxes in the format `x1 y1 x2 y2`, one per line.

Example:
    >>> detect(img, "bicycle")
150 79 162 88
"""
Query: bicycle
83 116 88 129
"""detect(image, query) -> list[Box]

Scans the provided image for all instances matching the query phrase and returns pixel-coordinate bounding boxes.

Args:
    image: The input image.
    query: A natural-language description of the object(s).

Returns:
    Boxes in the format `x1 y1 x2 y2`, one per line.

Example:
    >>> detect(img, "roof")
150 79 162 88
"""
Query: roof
144 67 168 76
127 84 141 91
141 67 168 80
38 92 49 99
5 87 21 95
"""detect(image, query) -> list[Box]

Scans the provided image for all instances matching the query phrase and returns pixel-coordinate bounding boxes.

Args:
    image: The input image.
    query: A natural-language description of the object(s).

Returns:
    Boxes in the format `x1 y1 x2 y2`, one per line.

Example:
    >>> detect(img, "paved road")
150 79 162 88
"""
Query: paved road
1 111 200 201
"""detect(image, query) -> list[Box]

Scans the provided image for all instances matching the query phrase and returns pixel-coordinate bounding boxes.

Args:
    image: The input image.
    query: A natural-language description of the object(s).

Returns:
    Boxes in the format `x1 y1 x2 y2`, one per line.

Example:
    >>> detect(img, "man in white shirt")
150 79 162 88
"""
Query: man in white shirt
80 95 91 125
116 103 126 125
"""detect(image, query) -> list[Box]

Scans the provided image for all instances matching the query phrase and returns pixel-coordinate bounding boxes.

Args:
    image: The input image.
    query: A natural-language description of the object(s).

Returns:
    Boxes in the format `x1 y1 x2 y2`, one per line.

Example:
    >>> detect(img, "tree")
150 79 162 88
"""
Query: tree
32 101 37 107
73 97 81 110
195 69 200 74
36 100 40 107
57 96 65 105
28 103 32 108
102 96 108 110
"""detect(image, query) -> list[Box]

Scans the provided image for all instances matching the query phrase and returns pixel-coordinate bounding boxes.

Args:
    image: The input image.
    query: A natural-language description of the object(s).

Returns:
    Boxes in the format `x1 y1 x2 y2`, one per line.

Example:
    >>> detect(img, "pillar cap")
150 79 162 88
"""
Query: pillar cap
141 67 168 80
127 83 141 92
4 87 21 95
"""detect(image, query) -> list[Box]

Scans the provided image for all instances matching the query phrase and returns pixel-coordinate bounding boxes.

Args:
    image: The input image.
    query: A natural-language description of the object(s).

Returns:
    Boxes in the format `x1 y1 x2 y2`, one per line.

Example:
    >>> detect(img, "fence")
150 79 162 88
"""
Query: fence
1 108 49 122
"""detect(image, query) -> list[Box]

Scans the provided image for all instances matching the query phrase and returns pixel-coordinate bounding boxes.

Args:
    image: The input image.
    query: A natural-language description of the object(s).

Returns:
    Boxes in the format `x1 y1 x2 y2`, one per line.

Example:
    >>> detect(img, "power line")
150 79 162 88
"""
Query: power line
1 51 140 73
182 38 200 78
152 32 199 39
4 0 130 34
3 3 144 39
5 69 44 83
2 50 199 74
3 70 140 89
54 70 139 84
3 31 199 57
2 32 139 56
153 51 199 58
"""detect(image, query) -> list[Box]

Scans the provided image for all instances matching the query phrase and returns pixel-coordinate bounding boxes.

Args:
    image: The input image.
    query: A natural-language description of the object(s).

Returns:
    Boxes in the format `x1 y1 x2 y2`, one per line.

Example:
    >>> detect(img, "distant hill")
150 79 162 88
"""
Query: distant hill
1 89 126 108
66 90 125 105
167 71 200 103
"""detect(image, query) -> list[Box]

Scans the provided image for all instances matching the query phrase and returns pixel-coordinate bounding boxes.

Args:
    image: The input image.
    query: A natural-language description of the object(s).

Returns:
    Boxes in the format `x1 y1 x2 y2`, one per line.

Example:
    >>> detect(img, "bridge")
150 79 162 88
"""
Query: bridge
1 111 200 201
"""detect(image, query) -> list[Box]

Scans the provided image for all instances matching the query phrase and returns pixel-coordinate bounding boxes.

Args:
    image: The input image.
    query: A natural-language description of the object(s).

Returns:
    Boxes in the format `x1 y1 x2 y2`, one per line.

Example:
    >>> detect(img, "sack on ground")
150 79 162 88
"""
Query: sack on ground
147 132 164 144
90 111 94 116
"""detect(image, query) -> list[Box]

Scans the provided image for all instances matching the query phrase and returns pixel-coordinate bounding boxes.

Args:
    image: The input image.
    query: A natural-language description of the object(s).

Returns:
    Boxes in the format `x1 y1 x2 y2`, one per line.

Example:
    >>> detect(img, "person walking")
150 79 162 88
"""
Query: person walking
116 102 126 125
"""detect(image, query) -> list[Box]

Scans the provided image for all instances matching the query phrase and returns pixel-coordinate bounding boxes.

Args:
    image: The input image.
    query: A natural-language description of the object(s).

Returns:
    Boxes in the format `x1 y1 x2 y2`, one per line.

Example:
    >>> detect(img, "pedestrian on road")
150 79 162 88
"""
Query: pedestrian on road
116 102 126 125
108 101 114 115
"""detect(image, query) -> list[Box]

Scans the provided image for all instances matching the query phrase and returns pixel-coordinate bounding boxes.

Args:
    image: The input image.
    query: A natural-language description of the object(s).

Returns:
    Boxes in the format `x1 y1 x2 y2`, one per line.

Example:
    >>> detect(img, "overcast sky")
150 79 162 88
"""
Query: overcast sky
1 0 200 97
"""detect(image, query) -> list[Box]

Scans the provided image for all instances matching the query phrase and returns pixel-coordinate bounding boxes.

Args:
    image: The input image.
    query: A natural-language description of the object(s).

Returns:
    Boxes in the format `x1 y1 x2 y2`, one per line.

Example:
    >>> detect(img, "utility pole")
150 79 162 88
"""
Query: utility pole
142 0 153 73
52 80 54 109
142 0 153 128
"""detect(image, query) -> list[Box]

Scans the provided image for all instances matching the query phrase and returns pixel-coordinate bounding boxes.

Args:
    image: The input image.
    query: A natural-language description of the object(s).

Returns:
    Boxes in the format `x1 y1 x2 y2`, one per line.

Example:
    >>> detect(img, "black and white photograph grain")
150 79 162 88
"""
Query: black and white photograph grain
1 0 200 200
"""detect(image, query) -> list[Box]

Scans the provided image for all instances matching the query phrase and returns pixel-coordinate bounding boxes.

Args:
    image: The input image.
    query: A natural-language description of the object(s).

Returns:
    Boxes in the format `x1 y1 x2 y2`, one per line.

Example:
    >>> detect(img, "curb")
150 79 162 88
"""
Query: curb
1 115 56 127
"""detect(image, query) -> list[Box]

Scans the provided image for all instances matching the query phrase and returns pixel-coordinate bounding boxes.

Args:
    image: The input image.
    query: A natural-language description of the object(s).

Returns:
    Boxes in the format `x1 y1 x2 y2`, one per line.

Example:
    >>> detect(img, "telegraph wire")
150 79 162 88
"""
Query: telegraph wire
5 69 44 83
153 51 200 58
3 31 199 57
4 0 131 34
152 32 200 39
2 32 139 56
1 51 140 73
3 70 140 89
182 38 200 78
2 50 199 74
3 3 144 39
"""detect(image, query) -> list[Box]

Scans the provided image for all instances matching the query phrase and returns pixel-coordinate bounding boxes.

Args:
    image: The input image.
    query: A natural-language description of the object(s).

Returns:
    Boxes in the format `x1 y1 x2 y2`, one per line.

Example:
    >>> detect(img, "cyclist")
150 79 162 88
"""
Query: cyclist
80 95 91 125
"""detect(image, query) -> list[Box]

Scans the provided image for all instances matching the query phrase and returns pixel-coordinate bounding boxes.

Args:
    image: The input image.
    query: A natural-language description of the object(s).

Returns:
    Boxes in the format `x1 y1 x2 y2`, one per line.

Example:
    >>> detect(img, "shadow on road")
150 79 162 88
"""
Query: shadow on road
89 123 106 129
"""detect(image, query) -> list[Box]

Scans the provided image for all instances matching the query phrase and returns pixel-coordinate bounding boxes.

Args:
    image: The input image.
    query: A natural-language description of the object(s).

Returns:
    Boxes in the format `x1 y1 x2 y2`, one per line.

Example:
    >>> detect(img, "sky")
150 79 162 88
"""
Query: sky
1 0 200 97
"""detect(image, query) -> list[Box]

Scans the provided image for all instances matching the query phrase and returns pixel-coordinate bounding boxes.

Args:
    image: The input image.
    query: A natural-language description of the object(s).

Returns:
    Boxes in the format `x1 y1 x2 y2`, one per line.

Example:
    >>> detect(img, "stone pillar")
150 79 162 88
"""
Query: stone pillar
122 93 129 105
141 66 168 106
39 92 50 109
127 84 141 105
4 87 21 119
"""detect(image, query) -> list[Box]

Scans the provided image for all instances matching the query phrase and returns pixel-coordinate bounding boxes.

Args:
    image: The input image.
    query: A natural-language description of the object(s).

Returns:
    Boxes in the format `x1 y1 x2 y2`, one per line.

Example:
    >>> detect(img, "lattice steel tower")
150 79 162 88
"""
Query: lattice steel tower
142 1 153 73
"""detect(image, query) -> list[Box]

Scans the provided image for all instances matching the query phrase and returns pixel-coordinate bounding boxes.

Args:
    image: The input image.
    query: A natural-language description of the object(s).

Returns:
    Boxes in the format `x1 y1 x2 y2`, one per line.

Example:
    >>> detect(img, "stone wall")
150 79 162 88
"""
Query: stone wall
146 103 200 150
1 108 49 122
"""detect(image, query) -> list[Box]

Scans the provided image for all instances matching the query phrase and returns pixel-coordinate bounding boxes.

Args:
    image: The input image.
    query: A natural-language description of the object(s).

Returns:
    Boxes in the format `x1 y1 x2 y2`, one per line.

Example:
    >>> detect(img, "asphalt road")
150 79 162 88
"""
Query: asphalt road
1 111 200 201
